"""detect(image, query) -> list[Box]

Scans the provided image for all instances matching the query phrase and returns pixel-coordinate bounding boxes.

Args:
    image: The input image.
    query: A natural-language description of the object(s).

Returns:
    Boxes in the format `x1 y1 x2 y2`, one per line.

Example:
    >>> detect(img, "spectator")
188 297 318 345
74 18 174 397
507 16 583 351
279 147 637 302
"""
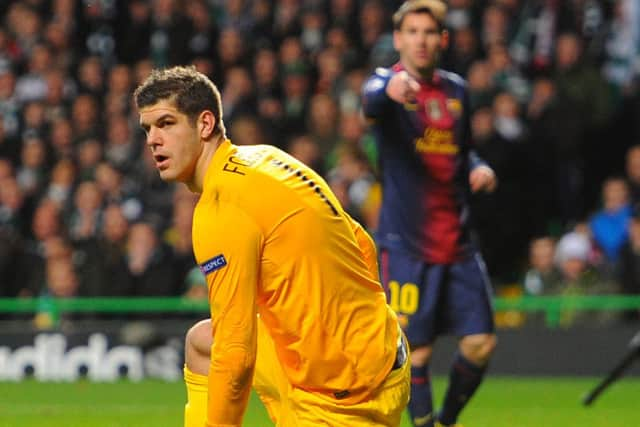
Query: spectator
221 66 255 122
287 133 323 173
14 44 50 103
589 177 633 275
104 114 138 173
43 21 74 71
77 56 105 98
94 161 142 222
467 60 495 111
164 187 198 290
70 94 101 141
0 176 26 234
280 59 311 135
554 230 599 289
299 5 326 57
315 47 344 96
49 117 74 161
147 0 192 67
116 0 152 65
18 199 64 297
68 180 103 241
126 221 177 296
523 237 562 296
307 93 339 156
43 69 72 123
471 99 528 283
272 0 301 42
553 32 613 221
486 42 530 104
43 158 76 208
184 0 220 63
551 230 614 326
104 64 133 114
524 77 560 235
132 148 174 223
216 27 247 75
228 115 266 147
76 139 104 181
253 47 281 99
32 238 78 329
16 136 47 198
73 203 133 297
443 26 481 77
358 0 388 56
44 247 78 298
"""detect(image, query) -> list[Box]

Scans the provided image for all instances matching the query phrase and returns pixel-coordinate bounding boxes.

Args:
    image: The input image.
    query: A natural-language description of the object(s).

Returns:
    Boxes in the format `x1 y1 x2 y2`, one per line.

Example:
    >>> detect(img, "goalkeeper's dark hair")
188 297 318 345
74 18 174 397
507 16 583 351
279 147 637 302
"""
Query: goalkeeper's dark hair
133 66 226 138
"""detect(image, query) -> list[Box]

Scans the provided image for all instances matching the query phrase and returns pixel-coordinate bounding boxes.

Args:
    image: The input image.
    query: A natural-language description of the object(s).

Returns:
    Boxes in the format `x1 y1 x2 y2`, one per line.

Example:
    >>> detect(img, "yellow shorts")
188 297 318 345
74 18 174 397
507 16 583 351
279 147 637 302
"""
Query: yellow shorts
253 321 410 427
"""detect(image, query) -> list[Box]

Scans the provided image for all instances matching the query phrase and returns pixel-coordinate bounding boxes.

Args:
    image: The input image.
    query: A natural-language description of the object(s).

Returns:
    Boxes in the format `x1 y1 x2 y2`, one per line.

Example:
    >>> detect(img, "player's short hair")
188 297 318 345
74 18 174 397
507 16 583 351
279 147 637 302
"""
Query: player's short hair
393 0 448 31
133 66 226 137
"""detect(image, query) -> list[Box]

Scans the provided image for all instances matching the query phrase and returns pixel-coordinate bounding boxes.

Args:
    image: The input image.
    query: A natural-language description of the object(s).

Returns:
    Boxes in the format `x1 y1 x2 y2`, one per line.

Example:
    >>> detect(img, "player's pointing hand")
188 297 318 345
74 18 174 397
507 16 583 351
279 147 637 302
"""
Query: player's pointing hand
469 165 497 193
386 70 421 104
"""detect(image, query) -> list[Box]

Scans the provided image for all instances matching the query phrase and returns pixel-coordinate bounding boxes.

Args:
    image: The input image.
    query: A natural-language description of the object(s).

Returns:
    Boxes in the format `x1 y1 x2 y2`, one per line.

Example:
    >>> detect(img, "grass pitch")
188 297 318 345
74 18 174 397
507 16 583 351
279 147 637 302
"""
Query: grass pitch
0 376 638 426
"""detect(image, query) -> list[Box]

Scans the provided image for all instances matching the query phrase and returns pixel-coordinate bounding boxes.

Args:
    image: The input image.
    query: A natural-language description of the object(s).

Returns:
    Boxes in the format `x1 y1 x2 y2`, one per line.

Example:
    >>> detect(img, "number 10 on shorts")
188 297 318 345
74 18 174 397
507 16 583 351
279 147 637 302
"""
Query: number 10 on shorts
387 281 419 315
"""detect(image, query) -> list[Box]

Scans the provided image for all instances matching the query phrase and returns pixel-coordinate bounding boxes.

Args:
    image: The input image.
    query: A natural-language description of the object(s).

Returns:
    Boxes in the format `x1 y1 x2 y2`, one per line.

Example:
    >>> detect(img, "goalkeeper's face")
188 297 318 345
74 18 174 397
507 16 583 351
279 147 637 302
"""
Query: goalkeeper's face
393 11 448 77
139 99 203 185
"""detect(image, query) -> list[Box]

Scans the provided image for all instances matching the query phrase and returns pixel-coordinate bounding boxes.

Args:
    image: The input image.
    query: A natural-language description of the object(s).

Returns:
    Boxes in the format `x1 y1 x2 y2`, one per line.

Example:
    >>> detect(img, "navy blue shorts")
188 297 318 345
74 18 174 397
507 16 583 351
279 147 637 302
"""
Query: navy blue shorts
380 249 495 346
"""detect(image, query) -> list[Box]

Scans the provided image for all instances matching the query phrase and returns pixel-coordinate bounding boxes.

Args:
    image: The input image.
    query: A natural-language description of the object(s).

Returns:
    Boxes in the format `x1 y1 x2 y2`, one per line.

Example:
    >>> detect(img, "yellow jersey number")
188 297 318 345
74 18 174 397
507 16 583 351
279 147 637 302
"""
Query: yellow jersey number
388 281 419 315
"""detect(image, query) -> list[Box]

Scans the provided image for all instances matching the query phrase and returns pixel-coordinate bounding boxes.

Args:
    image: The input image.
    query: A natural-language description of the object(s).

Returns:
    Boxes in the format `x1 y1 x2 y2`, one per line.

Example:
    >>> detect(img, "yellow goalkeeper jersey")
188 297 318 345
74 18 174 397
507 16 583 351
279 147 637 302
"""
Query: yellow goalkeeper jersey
192 139 400 425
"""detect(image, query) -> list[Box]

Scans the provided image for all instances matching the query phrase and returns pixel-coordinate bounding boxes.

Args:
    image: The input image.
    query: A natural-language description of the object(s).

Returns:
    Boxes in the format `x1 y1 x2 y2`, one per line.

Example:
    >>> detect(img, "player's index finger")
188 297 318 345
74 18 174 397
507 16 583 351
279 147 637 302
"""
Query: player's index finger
408 78 420 92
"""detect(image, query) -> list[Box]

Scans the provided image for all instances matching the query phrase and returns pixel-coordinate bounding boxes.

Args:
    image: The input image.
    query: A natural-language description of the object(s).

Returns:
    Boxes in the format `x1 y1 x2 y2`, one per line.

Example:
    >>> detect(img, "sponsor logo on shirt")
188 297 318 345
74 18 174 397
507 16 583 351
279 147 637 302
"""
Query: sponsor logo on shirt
414 127 458 154
199 254 227 275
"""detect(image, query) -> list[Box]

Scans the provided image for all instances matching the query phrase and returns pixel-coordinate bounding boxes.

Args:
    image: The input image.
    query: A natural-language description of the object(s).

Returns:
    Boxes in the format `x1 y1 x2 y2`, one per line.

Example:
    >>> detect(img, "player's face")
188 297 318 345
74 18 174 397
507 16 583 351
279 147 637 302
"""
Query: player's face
139 100 202 185
394 12 448 76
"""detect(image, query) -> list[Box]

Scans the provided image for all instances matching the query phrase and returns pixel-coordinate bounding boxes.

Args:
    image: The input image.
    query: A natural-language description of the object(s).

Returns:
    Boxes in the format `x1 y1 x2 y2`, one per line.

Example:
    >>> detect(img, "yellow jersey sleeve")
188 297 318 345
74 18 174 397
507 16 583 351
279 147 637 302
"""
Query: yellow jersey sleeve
193 199 263 426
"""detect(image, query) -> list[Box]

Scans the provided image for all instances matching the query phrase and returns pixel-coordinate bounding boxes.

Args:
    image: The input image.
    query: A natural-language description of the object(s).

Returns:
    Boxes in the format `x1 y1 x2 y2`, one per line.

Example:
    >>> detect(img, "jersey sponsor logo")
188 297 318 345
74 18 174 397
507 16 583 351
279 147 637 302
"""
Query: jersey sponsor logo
414 127 458 154
199 254 227 275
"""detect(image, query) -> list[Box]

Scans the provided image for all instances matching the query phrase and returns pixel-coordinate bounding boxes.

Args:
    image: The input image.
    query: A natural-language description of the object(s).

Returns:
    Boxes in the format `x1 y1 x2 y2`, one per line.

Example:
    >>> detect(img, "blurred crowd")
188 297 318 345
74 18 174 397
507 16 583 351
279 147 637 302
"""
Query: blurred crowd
0 0 639 326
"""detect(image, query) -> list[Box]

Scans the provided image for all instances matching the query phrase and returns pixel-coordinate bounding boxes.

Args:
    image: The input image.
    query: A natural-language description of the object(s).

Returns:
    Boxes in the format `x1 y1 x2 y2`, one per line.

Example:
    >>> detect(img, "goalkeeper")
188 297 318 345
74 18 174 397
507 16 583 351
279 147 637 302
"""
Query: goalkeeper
134 66 410 426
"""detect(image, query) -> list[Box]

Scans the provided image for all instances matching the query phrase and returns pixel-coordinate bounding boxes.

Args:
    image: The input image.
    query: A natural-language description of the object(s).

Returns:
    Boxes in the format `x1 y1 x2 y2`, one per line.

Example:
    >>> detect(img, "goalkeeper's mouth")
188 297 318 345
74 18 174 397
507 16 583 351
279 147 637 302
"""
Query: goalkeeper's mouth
154 154 170 169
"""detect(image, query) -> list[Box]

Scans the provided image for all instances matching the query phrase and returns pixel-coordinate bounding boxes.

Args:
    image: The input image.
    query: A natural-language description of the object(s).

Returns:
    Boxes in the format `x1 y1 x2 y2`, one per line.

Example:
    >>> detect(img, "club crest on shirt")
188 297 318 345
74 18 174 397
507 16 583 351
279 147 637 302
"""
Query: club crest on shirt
446 98 462 118
426 99 442 121
199 254 227 275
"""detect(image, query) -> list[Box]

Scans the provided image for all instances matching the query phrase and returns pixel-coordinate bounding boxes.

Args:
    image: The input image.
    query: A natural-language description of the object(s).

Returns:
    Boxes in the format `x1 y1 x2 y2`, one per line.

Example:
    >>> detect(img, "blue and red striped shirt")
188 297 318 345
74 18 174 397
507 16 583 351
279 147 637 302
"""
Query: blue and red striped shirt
362 64 486 263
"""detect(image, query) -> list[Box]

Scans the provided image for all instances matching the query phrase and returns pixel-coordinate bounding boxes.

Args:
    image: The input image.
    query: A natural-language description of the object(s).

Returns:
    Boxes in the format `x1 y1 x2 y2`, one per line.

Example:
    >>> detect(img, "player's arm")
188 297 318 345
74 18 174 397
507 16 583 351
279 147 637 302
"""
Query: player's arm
346 213 380 282
361 67 396 119
200 205 263 427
